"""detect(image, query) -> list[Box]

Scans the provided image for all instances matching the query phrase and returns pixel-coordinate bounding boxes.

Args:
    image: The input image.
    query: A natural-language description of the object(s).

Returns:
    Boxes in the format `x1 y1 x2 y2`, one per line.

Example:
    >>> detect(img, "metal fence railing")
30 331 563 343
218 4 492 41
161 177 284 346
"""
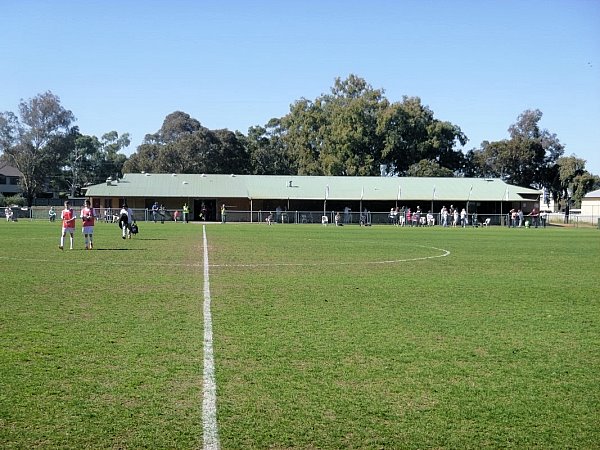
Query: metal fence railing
8 207 600 227
222 211 600 227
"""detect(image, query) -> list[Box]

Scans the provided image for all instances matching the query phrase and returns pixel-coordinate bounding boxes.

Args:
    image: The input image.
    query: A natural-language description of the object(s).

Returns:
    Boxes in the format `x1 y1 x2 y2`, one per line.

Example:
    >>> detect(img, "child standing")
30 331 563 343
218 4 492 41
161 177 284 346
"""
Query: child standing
59 200 76 250
80 199 96 249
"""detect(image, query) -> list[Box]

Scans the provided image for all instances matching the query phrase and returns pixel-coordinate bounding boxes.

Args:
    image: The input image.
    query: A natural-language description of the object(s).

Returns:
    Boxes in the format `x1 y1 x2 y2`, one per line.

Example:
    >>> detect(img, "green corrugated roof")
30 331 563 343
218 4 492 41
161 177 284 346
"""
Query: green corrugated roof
85 173 540 201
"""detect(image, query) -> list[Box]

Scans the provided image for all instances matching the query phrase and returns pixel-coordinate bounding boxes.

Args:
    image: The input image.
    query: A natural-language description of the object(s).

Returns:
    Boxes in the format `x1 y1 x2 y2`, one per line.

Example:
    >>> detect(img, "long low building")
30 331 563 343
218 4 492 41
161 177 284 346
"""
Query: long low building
84 173 541 224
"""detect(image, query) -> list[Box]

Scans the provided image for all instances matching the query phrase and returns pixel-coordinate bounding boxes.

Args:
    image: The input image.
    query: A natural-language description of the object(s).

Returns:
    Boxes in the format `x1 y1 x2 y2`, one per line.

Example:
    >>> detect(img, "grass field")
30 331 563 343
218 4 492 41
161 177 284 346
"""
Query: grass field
1 220 599 449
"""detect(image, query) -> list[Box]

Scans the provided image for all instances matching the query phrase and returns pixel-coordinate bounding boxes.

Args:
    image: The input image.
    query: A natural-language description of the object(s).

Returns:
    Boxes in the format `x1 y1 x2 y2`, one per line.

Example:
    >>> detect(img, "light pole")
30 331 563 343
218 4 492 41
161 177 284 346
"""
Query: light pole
466 185 473 216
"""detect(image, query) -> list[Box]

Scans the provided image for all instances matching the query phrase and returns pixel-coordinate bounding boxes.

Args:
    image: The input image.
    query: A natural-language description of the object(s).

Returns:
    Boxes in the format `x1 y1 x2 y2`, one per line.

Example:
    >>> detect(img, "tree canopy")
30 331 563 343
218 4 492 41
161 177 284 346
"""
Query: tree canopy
465 109 599 205
0 91 75 205
3 77 599 205
124 76 469 179
274 75 468 177
123 112 251 174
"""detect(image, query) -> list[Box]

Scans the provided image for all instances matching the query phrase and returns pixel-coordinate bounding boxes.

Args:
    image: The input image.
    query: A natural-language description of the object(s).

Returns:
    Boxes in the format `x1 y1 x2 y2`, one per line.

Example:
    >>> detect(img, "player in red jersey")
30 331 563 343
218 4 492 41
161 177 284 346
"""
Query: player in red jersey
80 199 96 250
59 200 76 250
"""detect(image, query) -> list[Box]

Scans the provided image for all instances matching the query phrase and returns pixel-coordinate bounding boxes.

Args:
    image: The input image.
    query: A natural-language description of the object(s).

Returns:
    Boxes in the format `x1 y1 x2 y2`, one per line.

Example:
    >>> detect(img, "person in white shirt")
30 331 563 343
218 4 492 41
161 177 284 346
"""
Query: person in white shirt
118 203 135 239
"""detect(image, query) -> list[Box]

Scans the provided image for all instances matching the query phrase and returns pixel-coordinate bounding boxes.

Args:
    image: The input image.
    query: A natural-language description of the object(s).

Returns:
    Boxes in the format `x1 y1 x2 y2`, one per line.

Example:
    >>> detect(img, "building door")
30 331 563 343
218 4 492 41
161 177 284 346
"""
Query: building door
194 199 216 221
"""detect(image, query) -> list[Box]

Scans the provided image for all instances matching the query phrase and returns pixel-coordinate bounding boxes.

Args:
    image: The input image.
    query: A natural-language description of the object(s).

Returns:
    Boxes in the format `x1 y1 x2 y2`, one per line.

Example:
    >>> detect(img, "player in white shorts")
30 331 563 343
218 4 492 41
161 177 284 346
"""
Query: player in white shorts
80 199 96 250
59 200 76 250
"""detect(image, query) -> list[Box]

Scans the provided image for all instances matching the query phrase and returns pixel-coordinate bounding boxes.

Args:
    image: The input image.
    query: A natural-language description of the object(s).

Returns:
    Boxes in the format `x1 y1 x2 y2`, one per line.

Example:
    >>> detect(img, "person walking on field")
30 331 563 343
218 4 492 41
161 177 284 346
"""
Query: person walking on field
80 199 96 250
59 200 76 250
119 203 134 239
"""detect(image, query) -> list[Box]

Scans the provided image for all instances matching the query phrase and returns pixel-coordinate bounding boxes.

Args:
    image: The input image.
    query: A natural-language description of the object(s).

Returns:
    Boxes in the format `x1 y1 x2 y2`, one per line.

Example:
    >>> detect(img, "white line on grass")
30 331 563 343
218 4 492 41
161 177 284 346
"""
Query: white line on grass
0 255 204 266
209 246 451 268
0 246 450 268
202 225 220 450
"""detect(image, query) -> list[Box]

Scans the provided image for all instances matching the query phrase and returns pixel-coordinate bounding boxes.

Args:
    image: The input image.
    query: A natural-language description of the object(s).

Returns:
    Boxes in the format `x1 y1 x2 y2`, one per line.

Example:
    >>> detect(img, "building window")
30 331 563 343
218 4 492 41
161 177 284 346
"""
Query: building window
9 176 20 185
0 175 6 185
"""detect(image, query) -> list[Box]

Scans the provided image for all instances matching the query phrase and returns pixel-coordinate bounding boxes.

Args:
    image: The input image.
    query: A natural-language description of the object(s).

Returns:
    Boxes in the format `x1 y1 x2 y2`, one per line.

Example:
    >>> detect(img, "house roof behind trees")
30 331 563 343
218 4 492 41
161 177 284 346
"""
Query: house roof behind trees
0 163 23 177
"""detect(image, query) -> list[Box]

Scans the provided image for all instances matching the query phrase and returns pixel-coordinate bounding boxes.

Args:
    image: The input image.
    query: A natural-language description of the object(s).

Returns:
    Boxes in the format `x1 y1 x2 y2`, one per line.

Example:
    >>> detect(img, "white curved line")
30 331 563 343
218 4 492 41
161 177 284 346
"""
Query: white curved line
209 246 450 268
0 245 451 268
0 247 450 269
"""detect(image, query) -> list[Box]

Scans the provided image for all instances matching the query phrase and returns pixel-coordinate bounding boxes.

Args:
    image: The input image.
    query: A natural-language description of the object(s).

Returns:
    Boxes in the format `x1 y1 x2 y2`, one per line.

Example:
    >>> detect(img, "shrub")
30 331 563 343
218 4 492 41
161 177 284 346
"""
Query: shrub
3 195 25 207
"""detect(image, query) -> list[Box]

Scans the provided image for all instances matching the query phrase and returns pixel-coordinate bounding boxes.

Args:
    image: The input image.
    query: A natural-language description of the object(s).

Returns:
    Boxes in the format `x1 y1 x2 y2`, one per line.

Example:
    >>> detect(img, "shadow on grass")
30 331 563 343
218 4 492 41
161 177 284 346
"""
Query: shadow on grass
92 248 148 251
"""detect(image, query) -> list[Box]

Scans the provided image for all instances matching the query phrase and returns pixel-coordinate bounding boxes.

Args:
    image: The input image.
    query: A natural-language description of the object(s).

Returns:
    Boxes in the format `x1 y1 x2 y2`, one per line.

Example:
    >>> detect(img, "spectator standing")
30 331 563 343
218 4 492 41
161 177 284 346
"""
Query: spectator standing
427 211 435 226
440 206 448 227
151 202 159 223
460 208 468 227
540 210 548 228
510 209 518 228
182 203 189 223
414 206 421 226
518 209 524 227
398 206 406 226
528 207 539 228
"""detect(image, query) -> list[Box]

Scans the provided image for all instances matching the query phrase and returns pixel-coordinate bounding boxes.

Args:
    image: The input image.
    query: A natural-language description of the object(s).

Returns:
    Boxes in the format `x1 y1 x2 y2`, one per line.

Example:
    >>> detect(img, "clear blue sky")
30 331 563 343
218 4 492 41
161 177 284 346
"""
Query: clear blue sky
2 0 599 175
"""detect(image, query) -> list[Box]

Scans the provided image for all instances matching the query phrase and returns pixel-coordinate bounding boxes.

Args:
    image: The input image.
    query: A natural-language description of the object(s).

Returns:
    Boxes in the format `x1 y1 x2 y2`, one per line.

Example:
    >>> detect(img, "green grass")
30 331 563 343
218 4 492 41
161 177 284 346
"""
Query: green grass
1 221 599 449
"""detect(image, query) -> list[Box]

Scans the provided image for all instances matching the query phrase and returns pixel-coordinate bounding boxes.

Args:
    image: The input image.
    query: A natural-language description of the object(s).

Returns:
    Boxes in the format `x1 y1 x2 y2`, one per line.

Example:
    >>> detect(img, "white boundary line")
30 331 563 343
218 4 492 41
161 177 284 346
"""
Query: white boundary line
202 225 220 450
